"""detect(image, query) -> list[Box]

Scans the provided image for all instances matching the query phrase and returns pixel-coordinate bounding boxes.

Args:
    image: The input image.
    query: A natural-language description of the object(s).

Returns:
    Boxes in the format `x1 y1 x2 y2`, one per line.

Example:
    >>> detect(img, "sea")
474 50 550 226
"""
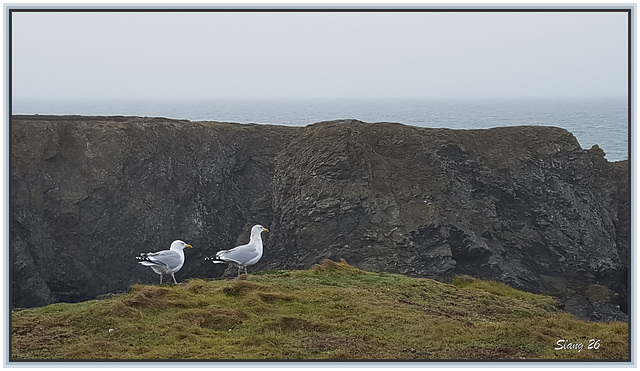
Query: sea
12 97 629 162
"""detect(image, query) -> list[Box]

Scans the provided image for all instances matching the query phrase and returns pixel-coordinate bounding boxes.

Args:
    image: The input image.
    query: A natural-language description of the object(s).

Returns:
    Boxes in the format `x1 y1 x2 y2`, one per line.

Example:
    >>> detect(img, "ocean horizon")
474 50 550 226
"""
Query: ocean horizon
12 96 629 162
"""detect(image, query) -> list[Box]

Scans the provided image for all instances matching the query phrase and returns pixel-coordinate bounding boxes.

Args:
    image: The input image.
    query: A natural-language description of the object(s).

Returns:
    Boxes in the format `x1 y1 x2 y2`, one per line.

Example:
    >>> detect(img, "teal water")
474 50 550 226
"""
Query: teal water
12 97 629 162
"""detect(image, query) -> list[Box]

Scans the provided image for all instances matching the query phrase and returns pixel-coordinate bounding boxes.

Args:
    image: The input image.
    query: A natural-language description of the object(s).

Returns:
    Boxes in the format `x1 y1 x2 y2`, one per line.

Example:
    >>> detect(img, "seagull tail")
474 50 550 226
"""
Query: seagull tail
204 256 226 264
136 254 157 266
136 253 150 262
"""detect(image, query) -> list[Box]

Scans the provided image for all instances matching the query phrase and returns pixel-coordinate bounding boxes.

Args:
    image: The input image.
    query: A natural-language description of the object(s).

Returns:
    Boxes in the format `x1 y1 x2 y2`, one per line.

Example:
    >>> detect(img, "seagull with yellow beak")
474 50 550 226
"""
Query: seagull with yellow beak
136 240 193 284
206 225 269 276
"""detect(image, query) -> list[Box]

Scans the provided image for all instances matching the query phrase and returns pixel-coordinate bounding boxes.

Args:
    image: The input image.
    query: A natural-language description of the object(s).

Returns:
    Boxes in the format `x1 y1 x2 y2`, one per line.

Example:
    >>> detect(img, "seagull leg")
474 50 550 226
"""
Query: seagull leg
172 273 178 284
237 266 242 277
244 266 248 275
159 274 163 285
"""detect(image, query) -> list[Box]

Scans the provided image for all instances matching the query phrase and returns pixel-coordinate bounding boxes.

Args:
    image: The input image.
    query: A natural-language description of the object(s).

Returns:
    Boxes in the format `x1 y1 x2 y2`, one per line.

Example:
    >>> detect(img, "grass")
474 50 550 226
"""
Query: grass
11 259 628 361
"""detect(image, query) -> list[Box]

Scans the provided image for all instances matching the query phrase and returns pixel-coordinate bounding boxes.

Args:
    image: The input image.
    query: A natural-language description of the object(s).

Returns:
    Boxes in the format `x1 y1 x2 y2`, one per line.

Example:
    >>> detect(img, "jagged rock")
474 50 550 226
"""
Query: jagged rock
10 116 629 321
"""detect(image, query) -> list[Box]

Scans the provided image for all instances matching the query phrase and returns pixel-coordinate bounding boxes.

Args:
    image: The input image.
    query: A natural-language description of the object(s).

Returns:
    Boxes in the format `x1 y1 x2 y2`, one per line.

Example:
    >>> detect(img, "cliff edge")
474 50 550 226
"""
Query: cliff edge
10 116 629 321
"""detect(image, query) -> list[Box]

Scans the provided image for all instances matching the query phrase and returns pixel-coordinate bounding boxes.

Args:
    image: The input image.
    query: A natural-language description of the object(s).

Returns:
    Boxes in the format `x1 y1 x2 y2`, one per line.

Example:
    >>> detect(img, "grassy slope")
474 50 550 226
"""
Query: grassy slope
11 260 628 361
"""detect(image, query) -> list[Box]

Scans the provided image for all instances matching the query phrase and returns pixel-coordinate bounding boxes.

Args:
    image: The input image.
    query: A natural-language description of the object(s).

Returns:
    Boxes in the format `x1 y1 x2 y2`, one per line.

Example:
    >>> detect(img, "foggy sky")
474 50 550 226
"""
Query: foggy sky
10 10 629 100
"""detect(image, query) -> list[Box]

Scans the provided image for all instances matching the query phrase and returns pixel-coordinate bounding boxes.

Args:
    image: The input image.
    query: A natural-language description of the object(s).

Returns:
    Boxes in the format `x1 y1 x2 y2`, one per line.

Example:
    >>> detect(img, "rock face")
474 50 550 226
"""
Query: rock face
11 116 629 321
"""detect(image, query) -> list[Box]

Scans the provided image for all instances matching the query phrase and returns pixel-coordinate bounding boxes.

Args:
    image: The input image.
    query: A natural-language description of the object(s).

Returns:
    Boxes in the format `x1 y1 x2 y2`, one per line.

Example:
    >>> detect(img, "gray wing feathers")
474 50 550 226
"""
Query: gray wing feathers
217 243 258 265
140 250 182 269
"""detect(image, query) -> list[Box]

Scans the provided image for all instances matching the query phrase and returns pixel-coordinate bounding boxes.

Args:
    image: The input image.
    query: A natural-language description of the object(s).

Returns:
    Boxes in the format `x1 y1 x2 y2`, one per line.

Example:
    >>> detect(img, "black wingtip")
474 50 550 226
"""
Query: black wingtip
204 256 225 264
136 253 150 261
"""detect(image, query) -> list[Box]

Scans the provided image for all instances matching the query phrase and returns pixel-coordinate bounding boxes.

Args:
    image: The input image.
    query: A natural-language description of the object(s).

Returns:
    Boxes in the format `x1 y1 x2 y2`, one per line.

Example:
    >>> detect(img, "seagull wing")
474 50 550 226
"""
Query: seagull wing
216 242 259 266
138 250 182 270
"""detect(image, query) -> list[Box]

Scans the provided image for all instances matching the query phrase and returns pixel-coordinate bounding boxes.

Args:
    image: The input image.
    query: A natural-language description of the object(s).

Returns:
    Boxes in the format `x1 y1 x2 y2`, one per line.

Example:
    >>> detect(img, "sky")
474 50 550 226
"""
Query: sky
10 9 629 100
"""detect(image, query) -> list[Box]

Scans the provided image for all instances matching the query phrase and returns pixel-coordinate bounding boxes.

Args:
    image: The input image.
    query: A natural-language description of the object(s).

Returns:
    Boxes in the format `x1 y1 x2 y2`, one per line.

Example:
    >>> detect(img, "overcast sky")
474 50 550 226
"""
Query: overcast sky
11 10 629 100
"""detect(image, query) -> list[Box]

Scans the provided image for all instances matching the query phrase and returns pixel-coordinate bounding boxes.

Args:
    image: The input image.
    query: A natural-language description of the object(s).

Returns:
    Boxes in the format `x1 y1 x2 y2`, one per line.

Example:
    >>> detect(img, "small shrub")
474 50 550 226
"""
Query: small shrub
584 284 612 303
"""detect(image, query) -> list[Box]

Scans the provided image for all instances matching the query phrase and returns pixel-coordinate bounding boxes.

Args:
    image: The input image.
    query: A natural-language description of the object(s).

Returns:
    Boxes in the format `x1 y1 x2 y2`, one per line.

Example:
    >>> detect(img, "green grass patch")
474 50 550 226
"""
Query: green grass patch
11 260 628 360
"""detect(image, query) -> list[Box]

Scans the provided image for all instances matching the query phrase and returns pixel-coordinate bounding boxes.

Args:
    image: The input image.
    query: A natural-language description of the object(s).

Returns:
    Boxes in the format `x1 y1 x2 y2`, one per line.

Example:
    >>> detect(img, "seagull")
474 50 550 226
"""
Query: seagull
206 225 269 276
136 240 192 284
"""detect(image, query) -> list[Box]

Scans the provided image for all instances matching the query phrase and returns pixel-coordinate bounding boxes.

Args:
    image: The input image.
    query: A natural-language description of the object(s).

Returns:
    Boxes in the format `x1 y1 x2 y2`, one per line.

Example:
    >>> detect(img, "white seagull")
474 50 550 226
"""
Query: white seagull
206 225 269 276
136 240 192 284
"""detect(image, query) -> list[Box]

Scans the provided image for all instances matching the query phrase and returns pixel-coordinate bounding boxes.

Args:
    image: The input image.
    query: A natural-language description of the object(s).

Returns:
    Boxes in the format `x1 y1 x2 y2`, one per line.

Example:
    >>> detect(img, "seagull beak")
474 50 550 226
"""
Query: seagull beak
186 244 192 249
264 228 269 232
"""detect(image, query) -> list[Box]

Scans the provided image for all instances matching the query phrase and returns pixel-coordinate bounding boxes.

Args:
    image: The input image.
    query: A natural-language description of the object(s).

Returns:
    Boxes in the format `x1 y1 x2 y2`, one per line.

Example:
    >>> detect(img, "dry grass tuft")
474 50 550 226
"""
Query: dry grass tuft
221 280 265 296
181 307 247 330
183 279 217 294
122 285 170 308
310 259 361 273
109 301 143 318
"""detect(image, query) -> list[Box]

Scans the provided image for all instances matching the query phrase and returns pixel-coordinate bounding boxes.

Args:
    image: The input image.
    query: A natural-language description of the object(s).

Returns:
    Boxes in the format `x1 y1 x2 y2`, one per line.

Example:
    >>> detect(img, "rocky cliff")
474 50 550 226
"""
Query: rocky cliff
10 115 629 321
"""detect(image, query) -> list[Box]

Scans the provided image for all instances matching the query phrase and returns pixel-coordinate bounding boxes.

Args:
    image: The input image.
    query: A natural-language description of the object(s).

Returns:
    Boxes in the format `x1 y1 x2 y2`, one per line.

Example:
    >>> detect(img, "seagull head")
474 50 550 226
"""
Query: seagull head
171 240 193 251
251 225 269 235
